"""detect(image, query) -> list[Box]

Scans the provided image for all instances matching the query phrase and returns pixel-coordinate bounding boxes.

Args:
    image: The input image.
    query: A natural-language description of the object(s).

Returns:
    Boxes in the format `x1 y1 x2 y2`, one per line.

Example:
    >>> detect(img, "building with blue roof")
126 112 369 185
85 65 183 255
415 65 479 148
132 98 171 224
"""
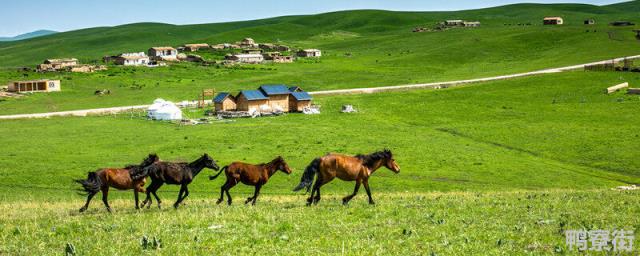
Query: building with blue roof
236 90 269 111
259 84 290 95
214 92 237 111
289 91 313 112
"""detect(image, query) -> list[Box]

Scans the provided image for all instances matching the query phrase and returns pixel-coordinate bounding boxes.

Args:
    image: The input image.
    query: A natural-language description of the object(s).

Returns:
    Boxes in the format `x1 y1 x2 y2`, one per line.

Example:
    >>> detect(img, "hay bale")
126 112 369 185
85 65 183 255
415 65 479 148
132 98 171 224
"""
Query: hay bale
605 82 629 94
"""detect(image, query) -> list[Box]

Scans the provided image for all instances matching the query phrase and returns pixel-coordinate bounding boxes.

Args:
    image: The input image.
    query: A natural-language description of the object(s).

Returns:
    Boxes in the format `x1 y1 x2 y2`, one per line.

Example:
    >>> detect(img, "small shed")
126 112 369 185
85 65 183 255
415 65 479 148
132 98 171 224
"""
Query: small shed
273 56 294 63
543 17 564 25
148 47 177 61
183 43 210 52
259 85 290 112
289 91 312 112
444 20 464 26
584 19 595 25
225 54 264 64
463 21 481 27
115 52 150 66
297 49 322 57
8 79 61 93
214 92 237 112
236 90 269 112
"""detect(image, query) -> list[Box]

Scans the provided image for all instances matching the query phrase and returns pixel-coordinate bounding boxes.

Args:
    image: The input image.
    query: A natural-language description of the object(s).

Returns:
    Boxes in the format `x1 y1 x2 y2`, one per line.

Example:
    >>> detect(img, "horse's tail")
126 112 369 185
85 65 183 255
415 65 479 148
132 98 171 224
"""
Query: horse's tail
209 165 228 180
293 158 321 192
75 171 102 195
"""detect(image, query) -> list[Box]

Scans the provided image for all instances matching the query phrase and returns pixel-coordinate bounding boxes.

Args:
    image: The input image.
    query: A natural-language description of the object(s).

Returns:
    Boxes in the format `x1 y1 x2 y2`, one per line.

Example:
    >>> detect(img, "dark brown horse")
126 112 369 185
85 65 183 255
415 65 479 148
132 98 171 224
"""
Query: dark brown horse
293 149 400 205
139 154 220 209
209 156 292 205
75 153 160 212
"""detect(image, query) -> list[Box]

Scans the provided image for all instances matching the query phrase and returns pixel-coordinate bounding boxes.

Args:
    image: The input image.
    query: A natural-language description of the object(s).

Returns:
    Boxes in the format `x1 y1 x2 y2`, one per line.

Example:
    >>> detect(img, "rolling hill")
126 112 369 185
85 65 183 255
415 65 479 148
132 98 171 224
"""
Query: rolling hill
0 29 57 42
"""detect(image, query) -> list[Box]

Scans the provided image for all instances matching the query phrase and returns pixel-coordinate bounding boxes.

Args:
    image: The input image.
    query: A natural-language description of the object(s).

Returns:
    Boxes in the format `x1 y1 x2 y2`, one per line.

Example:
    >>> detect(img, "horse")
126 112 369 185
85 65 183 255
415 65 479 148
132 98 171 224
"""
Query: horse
75 153 160 212
293 149 400 206
209 156 292 205
140 154 220 209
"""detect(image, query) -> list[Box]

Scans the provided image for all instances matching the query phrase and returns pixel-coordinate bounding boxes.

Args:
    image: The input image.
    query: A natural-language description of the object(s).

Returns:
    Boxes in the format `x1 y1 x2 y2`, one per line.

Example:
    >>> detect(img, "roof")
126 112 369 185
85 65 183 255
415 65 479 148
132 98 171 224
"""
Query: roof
213 92 233 103
184 43 209 47
289 86 302 92
544 17 563 20
233 54 264 58
446 20 463 22
291 91 312 101
14 79 59 83
150 47 176 51
301 49 321 52
238 90 268 101
45 58 77 63
259 85 290 95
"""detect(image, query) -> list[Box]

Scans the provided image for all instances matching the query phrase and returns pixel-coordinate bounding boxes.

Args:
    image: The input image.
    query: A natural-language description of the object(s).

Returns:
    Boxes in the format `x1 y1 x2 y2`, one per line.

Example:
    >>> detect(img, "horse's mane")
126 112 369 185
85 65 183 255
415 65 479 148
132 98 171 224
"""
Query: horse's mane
356 150 392 169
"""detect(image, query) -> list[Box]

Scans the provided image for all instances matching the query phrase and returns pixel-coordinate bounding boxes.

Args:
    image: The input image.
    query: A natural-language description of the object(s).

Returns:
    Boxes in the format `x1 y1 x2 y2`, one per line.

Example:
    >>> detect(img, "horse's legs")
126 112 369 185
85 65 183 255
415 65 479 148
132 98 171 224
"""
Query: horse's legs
174 184 187 209
79 192 97 212
216 179 228 205
101 187 112 213
225 180 237 205
151 184 163 209
342 180 361 205
306 178 319 206
134 190 140 210
246 185 262 205
142 181 158 208
363 179 375 205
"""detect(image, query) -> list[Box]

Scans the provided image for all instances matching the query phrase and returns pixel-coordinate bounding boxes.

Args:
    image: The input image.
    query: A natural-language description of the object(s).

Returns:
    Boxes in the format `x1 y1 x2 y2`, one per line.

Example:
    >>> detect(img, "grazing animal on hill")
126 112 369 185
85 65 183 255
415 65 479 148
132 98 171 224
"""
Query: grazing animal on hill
141 154 220 209
75 153 160 212
209 156 292 205
293 149 400 206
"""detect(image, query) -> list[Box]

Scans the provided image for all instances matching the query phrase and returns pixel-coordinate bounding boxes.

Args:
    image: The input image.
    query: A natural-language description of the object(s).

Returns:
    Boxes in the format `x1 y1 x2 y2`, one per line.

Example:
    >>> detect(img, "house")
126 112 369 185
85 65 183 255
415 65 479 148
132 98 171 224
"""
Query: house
463 21 481 27
272 55 294 63
8 79 61 93
262 52 281 60
240 38 258 48
258 84 291 112
225 54 264 64
584 19 595 25
236 90 269 112
213 92 237 112
70 65 107 73
276 45 290 52
289 91 312 112
297 49 322 57
242 49 263 54
115 52 150 66
37 58 78 72
610 21 635 26
444 20 464 26
183 43 210 52
177 53 204 62
211 44 225 50
148 47 177 61
259 43 276 50
543 17 564 25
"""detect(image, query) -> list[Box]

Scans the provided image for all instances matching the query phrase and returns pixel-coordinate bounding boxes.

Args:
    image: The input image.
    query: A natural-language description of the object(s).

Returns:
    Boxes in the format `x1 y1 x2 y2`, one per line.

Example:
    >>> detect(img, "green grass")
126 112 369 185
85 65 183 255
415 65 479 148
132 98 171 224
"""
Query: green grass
1 3 640 114
1 70 640 254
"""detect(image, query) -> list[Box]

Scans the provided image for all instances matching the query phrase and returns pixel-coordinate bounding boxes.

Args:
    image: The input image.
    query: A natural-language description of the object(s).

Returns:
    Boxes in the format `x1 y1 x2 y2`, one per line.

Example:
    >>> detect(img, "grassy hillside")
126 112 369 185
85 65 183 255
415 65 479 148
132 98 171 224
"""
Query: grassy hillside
1 70 639 254
1 3 639 114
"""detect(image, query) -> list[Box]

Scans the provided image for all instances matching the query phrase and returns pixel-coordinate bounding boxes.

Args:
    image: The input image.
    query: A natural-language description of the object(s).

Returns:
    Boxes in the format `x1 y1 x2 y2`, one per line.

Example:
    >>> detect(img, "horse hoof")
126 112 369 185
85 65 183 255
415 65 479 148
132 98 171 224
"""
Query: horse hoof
79 207 86 213
227 201 232 206
216 200 223 205
369 201 376 205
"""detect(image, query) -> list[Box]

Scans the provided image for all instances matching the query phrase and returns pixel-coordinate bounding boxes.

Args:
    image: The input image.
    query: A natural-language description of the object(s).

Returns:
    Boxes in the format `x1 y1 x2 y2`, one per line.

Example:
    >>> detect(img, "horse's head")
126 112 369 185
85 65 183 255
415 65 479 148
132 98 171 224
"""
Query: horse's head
202 153 220 171
275 156 293 175
141 153 160 167
382 149 400 173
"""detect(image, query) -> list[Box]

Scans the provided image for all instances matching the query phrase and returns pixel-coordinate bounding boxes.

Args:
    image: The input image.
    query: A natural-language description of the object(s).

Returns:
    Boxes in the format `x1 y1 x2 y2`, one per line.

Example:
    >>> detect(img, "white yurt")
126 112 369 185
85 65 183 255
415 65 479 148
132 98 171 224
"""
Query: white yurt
147 99 183 120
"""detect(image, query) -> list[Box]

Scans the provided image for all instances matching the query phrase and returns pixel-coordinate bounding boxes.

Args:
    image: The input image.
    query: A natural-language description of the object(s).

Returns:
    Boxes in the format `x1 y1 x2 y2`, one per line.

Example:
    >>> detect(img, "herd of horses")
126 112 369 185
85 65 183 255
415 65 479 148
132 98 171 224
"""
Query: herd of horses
75 150 400 212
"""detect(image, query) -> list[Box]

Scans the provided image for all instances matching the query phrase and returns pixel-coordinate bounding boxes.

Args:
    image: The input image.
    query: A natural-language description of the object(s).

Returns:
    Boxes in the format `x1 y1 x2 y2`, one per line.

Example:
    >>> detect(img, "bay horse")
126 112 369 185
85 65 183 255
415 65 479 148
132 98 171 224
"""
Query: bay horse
75 153 160 212
140 154 220 209
293 149 400 206
209 156 292 205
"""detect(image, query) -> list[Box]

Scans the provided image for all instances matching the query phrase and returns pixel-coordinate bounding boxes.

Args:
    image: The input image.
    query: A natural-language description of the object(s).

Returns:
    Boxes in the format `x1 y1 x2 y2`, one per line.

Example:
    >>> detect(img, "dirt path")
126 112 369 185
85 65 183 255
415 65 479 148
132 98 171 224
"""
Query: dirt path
1 55 639 120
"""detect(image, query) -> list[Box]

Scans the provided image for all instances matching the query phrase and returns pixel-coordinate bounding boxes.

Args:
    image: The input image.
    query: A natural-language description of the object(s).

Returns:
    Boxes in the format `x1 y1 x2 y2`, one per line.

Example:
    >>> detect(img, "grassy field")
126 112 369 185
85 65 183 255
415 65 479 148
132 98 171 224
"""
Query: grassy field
1 3 639 114
0 70 639 254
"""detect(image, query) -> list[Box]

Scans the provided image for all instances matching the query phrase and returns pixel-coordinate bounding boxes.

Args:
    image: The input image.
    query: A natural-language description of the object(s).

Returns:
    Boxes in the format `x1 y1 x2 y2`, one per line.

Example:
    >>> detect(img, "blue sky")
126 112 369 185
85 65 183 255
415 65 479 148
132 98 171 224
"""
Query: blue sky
0 0 627 37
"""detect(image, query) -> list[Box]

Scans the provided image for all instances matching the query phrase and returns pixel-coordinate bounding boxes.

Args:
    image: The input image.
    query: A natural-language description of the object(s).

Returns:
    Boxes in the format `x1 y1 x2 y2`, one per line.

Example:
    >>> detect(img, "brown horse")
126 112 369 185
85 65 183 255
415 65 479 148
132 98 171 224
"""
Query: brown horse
209 156 292 205
75 153 160 212
139 154 220 209
293 149 400 205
